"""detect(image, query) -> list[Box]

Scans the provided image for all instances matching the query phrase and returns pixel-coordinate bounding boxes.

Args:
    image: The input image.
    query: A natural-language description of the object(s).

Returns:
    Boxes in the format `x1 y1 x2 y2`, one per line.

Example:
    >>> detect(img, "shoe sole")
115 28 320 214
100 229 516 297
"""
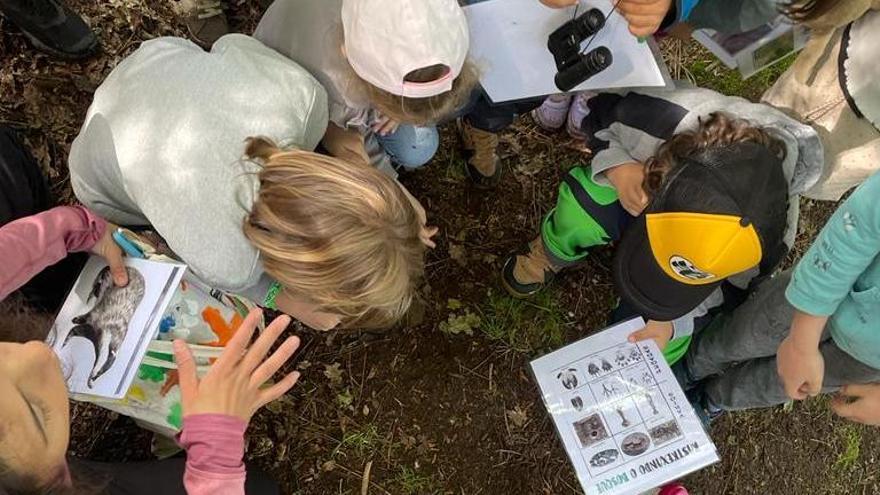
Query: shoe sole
24 30 99 60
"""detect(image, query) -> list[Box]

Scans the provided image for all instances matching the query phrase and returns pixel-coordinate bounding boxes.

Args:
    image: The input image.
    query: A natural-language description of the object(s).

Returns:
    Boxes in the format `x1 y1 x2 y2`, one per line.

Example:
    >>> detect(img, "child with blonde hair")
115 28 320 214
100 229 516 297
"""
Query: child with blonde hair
70 34 428 330
255 0 478 176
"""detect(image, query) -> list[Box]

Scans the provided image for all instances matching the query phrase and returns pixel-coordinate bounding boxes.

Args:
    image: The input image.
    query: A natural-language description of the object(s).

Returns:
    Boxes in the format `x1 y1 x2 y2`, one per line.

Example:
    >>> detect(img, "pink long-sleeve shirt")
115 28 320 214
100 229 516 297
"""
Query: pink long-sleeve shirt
179 414 248 495
0 207 251 494
0 206 106 300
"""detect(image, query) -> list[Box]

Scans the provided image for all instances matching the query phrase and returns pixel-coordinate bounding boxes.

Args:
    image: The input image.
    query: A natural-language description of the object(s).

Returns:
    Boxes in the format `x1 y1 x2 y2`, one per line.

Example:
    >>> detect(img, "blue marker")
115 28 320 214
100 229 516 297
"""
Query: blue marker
112 229 146 259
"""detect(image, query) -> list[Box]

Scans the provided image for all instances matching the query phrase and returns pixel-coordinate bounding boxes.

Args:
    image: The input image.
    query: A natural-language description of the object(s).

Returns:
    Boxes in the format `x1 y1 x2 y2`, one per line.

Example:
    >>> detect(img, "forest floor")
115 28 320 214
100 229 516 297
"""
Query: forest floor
2 1 878 494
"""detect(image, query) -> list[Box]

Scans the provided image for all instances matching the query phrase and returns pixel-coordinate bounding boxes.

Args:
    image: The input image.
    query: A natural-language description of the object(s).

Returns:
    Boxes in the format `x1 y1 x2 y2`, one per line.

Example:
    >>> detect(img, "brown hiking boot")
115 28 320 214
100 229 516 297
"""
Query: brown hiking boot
459 119 502 188
186 0 228 48
501 236 561 298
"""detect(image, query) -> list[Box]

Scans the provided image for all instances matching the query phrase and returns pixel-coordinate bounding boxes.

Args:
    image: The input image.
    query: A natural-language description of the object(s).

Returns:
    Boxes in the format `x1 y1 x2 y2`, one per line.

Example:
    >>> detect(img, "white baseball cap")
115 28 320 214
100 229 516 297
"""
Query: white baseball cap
341 0 470 99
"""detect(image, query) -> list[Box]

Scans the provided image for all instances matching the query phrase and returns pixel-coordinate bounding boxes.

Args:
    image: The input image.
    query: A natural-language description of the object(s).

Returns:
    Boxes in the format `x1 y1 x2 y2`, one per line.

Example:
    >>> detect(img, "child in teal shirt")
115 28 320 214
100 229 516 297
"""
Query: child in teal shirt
682 171 880 413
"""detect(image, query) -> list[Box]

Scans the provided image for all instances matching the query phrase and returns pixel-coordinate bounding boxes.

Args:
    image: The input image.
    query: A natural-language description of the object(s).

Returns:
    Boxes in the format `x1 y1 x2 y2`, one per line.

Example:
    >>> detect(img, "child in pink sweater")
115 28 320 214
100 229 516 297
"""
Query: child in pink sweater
0 128 290 494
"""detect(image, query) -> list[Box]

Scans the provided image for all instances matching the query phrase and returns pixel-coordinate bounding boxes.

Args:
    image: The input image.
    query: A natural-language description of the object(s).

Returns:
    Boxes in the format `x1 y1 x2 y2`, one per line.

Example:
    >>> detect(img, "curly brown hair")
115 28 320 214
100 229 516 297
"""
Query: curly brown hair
642 112 787 195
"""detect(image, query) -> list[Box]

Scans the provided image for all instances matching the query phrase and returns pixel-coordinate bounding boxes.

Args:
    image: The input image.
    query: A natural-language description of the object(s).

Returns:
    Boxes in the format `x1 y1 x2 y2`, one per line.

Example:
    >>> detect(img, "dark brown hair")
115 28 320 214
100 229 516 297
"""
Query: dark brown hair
0 297 52 344
642 112 787 194
778 0 836 23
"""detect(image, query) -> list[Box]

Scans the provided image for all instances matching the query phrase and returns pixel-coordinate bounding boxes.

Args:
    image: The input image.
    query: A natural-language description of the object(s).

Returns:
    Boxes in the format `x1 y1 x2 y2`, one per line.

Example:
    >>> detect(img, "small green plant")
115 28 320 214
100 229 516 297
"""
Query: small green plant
439 309 482 336
833 425 861 472
686 51 796 102
478 289 567 354
333 424 381 458
394 466 433 495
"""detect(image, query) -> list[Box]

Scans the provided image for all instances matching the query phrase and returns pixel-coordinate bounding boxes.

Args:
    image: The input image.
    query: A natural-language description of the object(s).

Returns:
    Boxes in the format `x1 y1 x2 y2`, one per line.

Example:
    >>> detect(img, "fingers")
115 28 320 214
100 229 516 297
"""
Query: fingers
380 119 399 136
830 395 861 422
250 336 301 387
217 309 263 370
539 0 578 8
173 340 199 410
240 315 292 373
105 243 130 287
625 19 662 37
803 377 823 397
838 383 870 398
371 116 389 133
628 328 650 343
421 226 439 249
782 379 807 401
256 371 302 411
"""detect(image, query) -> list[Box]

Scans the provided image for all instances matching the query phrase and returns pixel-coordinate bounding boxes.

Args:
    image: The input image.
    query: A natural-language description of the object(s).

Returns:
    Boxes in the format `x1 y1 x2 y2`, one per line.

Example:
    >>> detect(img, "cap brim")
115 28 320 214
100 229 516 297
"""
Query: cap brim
613 215 721 322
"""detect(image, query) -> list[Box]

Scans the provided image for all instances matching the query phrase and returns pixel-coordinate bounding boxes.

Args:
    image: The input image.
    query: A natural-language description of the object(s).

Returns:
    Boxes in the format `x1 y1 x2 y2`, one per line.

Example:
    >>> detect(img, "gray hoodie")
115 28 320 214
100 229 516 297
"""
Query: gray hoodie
70 35 329 293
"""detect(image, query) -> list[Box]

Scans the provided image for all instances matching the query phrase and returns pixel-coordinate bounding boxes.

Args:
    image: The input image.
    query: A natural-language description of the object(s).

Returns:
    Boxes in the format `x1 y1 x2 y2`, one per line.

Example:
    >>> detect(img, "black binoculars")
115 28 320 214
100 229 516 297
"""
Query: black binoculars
547 7 613 91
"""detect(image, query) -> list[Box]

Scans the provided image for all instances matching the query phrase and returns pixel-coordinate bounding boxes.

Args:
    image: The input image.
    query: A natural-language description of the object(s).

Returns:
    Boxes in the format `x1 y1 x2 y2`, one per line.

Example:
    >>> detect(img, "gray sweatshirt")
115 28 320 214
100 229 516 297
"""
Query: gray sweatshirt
70 35 329 293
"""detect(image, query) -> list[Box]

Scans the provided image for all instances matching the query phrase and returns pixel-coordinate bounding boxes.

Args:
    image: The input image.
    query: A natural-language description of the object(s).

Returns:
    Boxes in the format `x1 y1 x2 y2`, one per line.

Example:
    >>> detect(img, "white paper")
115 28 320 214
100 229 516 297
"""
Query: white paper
464 0 668 103
48 256 186 399
530 318 719 495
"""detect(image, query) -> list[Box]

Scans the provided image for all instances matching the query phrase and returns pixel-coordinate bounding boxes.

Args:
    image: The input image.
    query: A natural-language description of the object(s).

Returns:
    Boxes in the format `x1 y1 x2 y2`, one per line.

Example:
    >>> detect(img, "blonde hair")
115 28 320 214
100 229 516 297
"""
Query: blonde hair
242 138 425 329
361 61 481 126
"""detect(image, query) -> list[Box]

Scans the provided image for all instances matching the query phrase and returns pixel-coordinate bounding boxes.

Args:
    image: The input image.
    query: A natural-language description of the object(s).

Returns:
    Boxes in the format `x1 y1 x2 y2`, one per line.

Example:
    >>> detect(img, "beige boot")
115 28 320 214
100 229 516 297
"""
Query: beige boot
185 0 228 48
459 119 502 187
501 236 560 297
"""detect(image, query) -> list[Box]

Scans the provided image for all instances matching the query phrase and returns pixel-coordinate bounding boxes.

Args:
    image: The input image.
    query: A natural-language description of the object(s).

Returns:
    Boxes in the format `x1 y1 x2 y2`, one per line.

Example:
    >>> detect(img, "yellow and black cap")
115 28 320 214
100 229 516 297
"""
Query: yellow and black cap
613 142 789 322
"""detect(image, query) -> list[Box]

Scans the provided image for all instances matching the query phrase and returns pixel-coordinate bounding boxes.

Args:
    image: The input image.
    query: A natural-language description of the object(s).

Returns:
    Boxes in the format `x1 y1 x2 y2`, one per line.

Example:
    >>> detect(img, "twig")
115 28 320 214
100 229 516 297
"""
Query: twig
361 460 373 495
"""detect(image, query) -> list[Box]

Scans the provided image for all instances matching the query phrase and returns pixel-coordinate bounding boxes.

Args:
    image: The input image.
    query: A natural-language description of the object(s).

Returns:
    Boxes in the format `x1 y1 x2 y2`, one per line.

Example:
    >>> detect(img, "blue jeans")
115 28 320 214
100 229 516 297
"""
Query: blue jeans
374 124 440 170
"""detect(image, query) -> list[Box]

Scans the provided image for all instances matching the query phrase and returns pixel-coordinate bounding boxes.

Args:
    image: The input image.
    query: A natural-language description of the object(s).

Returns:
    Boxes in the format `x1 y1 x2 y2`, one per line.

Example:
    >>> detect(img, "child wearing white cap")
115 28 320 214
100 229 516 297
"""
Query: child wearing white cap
255 0 478 177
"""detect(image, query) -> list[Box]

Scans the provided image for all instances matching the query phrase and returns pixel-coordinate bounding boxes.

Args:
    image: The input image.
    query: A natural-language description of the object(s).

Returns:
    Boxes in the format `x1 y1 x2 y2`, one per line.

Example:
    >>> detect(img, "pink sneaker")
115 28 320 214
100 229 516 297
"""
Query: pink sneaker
658 483 689 495
566 91 595 140
531 93 573 131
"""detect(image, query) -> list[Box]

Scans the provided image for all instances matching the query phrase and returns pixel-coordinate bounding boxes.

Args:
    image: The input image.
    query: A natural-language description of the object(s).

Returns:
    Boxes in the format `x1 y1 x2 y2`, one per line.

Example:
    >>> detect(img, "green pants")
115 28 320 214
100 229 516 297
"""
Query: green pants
541 167 691 364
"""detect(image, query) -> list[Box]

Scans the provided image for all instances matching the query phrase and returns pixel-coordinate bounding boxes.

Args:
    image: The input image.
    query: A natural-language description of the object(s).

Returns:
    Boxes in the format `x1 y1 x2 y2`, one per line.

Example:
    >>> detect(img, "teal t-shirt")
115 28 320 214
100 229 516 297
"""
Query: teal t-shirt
786 172 880 369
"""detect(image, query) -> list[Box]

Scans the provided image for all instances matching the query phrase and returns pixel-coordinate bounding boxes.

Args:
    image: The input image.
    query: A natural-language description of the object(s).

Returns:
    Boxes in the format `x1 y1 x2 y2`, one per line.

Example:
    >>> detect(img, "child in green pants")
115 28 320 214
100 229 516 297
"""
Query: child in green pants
502 88 824 362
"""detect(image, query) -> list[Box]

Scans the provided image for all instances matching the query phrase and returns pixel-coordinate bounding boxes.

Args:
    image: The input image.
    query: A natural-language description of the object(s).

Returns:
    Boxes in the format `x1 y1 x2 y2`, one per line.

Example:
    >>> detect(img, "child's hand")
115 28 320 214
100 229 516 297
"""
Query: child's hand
832 384 880 426
397 181 438 249
91 223 129 287
173 309 302 423
372 113 400 137
777 310 828 400
776 334 825 400
618 0 673 37
606 162 649 216
628 320 673 350
539 0 578 8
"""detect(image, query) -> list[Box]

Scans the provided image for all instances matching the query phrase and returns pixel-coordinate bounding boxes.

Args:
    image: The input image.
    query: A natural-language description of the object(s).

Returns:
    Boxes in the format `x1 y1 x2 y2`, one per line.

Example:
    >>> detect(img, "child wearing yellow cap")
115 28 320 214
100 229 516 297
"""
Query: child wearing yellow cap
502 87 824 364
680 171 880 422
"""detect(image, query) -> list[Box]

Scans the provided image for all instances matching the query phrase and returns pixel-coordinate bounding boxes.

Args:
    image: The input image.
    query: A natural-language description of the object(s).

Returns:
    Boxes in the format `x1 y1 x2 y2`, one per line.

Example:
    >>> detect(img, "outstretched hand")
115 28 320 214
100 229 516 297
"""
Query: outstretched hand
832 384 880 426
91 223 128 287
173 309 302 423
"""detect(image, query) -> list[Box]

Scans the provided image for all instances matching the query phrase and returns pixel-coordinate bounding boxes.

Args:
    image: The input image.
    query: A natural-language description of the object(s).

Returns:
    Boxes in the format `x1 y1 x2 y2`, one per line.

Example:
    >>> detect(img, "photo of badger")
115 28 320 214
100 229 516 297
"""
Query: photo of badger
63 266 145 387
48 256 185 399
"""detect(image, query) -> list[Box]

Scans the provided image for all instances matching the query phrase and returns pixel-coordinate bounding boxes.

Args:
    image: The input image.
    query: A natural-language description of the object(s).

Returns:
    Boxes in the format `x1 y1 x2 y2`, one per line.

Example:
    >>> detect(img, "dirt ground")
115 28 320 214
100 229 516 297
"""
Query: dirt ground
3 1 879 494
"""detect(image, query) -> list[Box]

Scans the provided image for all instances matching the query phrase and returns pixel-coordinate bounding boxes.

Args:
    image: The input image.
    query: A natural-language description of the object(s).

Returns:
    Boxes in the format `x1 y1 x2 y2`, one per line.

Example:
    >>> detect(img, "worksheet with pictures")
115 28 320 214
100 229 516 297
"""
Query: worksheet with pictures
530 318 718 495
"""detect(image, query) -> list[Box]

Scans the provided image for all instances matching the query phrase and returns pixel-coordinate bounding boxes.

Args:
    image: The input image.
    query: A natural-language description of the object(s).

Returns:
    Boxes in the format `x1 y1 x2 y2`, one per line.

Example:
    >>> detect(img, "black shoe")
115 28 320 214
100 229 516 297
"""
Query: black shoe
0 0 98 59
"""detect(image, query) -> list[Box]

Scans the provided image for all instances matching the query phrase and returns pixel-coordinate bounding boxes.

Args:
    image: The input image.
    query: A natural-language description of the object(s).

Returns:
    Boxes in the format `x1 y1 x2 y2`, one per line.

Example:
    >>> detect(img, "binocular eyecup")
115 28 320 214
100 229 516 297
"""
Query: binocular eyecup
547 8 606 57
554 46 613 92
